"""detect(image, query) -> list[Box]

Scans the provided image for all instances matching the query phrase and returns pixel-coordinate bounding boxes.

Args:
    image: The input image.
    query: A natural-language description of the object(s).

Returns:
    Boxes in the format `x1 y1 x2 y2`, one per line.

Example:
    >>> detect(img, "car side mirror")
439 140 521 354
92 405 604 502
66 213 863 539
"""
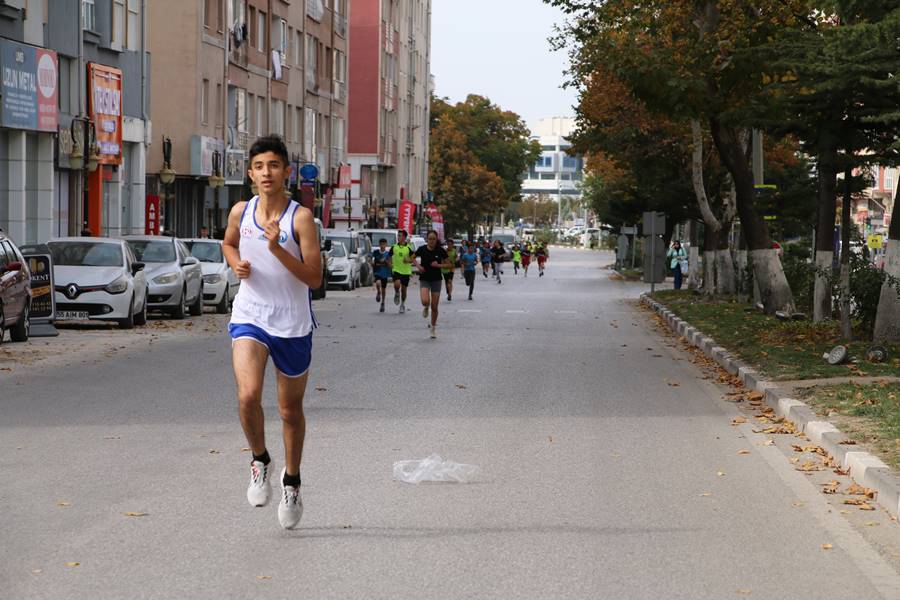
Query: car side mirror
324 239 332 251
3 261 22 273
132 262 145 274
182 256 199 267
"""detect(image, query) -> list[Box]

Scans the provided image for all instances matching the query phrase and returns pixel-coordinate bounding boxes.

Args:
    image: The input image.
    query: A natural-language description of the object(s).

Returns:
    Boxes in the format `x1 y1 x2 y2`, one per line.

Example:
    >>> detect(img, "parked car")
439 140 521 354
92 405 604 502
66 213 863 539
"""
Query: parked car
410 235 427 251
311 218 329 300
124 235 203 319
326 241 359 290
48 237 147 329
183 238 240 314
0 231 31 343
359 228 401 248
326 230 373 286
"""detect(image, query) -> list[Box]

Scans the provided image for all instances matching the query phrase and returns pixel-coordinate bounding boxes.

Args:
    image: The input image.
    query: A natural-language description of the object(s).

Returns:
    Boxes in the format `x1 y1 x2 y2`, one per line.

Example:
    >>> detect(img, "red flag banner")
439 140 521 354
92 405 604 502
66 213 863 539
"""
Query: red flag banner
398 200 416 234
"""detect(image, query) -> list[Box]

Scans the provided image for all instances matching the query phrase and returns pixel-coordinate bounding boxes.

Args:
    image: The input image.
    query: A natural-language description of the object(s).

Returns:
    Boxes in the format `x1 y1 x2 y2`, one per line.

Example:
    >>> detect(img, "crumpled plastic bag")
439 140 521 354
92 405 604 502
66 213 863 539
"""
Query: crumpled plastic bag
392 454 480 484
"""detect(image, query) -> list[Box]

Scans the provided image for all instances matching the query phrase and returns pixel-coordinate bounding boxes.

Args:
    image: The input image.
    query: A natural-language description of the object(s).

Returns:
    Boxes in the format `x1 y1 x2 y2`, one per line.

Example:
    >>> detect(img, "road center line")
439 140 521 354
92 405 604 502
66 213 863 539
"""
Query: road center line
505 310 527 314
457 309 482 313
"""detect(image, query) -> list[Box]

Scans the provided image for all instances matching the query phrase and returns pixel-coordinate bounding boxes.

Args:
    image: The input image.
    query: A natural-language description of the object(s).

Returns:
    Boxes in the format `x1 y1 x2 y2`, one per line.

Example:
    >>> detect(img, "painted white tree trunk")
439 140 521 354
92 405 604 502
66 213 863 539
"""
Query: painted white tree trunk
688 246 701 290
813 251 833 322
734 249 749 302
750 248 795 313
873 239 900 342
840 261 851 339
703 250 717 295
715 249 736 294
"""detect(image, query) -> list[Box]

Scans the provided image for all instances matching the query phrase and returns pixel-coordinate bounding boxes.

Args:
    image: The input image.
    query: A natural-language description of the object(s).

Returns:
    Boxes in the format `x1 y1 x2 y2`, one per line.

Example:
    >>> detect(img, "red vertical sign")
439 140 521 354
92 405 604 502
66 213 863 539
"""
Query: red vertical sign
398 200 416 234
322 188 333 229
145 195 160 235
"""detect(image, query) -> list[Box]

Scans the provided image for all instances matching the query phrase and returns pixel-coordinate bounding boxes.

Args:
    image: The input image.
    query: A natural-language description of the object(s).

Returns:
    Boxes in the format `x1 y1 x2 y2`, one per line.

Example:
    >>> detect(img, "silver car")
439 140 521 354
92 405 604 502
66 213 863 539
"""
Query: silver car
183 238 240 314
124 236 203 319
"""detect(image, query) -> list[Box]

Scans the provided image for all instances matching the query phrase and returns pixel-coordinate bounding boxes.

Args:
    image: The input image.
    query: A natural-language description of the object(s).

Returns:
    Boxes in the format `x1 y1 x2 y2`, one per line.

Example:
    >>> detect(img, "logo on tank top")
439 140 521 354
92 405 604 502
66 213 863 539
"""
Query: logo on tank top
256 230 289 244
241 226 252 238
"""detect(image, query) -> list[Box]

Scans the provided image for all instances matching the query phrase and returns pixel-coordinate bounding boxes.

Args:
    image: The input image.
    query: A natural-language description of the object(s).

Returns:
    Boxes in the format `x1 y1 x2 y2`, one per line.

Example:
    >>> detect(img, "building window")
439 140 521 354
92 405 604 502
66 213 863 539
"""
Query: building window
248 94 254 135
536 156 553 169
332 117 345 160
126 0 140 50
886 168 894 191
294 30 302 66
541 145 556 151
562 155 579 170
216 83 223 125
257 11 266 52
304 108 317 160
279 19 288 57
294 107 302 146
257 97 265 135
200 79 209 124
248 7 256 47
271 100 285 137
236 88 247 133
83 0 96 31
112 0 125 46
305 34 318 88
540 173 556 180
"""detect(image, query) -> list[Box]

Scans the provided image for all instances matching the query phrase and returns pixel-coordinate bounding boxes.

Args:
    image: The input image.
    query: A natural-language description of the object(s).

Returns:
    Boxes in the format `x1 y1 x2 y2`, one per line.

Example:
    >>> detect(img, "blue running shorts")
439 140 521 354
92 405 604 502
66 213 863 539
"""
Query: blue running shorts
228 323 313 378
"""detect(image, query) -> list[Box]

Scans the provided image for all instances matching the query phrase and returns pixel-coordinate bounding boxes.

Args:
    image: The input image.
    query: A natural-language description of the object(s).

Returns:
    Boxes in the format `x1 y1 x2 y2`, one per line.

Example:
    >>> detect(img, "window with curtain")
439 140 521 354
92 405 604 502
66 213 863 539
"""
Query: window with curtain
82 0 96 31
112 0 125 46
126 0 140 50
304 108 317 160
271 100 284 137
236 88 247 133
257 11 266 52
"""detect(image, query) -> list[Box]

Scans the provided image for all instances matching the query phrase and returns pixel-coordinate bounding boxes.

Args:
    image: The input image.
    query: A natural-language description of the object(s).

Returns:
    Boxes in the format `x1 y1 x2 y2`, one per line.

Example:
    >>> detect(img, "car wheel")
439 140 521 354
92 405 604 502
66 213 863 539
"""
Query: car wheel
118 296 135 329
134 291 148 326
171 286 187 319
189 284 204 316
215 289 229 314
9 301 29 342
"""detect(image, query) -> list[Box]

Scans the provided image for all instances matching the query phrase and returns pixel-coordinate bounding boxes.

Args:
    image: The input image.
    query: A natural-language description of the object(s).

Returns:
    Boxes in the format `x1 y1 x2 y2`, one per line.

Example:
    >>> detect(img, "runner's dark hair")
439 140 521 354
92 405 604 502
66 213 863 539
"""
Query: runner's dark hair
248 135 289 166
426 229 438 238
379 238 387 243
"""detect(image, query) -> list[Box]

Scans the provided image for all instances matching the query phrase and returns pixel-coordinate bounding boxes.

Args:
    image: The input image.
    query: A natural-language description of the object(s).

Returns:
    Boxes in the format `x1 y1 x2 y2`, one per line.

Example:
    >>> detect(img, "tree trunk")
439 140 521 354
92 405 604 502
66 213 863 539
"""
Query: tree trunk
702 224 718 295
735 248 749 303
814 148 838 322
715 221 736 294
687 220 702 290
709 118 795 313
839 166 852 339
873 185 900 341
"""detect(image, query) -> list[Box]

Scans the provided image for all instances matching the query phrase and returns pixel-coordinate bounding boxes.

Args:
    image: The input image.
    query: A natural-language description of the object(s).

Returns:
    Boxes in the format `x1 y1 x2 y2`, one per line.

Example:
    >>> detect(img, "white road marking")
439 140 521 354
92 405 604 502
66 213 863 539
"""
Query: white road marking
554 310 578 314
505 310 527 314
457 309 482 313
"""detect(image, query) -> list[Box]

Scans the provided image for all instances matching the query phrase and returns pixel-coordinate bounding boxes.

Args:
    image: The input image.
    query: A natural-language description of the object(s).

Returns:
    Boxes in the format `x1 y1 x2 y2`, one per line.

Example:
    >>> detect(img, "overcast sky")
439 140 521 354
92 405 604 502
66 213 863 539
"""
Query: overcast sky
430 0 578 132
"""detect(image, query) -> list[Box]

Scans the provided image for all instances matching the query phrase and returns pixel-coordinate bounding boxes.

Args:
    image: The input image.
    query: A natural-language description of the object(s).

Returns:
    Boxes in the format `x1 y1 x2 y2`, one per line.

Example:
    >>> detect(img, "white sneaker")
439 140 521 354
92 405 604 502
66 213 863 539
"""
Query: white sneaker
430 325 436 339
277 468 303 530
247 460 272 507
400 303 406 314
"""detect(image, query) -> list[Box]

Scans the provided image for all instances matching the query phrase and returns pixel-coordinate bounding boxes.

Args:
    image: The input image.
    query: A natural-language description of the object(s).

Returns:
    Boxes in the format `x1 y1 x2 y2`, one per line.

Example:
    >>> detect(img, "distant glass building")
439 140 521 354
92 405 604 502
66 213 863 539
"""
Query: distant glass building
521 117 585 227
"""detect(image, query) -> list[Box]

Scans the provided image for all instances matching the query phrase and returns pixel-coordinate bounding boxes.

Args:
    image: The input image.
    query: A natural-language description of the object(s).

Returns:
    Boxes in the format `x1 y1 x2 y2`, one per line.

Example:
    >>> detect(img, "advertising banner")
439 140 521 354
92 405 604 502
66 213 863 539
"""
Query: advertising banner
89 63 123 165
432 213 444 241
337 165 352 189
398 200 416 234
322 188 333 229
145 195 160 235
190 135 225 176
0 40 58 131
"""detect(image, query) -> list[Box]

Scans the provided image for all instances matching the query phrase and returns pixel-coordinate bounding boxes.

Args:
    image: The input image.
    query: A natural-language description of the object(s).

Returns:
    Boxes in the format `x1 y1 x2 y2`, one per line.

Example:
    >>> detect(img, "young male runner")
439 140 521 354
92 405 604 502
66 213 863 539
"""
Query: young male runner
390 230 415 313
536 243 548 277
512 244 521 274
223 136 322 530
442 238 457 302
372 238 392 313
491 240 506 284
460 241 478 300
521 243 532 277
413 230 451 338
479 241 492 278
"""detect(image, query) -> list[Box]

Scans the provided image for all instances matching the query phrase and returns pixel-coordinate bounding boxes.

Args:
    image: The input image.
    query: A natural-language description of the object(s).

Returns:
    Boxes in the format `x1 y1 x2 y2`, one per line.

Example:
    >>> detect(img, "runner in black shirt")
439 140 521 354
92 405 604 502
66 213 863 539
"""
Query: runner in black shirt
412 230 451 338
491 240 507 284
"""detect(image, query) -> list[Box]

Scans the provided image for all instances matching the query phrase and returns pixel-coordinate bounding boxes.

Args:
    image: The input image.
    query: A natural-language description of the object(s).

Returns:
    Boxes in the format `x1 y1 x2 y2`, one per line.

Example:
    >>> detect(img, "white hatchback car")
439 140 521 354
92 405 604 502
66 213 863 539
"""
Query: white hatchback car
124 235 203 319
326 241 359 290
183 238 240 313
48 238 148 329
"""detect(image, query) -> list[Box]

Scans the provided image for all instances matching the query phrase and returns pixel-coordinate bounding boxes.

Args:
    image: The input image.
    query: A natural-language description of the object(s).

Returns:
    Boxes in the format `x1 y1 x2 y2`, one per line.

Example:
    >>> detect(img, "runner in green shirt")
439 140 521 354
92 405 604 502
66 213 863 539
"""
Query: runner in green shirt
389 230 415 314
442 238 458 302
512 245 522 275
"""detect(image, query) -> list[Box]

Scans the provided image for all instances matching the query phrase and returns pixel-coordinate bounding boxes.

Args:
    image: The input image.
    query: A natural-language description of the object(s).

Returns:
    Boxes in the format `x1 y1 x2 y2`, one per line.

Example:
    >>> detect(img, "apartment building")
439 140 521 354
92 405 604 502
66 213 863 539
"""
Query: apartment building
148 0 348 237
521 117 585 227
348 0 431 229
0 0 151 243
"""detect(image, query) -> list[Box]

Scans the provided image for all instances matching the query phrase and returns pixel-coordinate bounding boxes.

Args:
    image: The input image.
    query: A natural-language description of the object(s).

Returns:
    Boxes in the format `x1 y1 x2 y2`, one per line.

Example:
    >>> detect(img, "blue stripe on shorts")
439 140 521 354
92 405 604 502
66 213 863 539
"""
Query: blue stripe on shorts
228 323 313 377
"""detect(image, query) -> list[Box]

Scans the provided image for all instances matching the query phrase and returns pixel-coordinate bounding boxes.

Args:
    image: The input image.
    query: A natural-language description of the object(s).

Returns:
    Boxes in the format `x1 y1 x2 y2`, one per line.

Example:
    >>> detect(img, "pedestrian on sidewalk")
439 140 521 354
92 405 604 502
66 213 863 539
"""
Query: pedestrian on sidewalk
491 240 506 284
413 230 452 338
222 135 322 530
372 238 392 313
460 241 478 300
667 240 687 290
390 230 415 313
442 238 457 302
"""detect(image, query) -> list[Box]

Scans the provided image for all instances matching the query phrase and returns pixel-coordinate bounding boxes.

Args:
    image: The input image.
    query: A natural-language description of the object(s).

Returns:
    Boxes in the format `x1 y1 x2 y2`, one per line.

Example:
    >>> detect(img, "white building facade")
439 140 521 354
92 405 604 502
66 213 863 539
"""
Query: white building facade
521 117 585 227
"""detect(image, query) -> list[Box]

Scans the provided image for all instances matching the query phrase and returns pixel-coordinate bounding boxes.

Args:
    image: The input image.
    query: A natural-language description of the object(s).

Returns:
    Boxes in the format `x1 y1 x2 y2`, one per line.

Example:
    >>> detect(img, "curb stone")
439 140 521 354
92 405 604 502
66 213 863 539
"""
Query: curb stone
641 293 900 519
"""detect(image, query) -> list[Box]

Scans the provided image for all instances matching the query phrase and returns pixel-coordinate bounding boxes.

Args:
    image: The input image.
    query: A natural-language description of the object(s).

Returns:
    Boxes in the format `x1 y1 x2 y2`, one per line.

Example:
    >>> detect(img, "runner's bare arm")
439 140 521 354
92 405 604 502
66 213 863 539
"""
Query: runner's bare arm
267 206 322 288
223 201 251 279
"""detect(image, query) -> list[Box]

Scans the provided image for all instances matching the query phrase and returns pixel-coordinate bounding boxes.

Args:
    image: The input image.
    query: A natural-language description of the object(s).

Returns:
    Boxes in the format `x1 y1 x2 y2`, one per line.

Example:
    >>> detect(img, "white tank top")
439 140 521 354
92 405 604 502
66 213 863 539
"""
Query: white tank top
230 196 317 337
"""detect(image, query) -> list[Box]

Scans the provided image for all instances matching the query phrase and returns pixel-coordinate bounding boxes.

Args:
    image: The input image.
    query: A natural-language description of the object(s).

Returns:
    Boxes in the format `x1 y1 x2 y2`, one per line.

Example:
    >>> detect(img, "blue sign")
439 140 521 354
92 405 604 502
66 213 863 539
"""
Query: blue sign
0 40 58 132
299 163 319 182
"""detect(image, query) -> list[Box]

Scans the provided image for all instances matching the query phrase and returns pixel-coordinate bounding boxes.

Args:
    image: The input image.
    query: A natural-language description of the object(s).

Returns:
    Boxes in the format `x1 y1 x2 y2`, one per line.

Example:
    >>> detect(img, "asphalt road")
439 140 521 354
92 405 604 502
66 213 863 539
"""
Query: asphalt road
2 247 899 599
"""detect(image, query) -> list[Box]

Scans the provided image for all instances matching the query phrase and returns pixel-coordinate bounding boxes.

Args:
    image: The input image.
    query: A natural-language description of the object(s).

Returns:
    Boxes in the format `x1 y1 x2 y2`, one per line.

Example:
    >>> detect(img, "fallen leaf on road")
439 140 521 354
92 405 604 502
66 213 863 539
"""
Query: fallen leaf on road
761 439 775 446
792 501 805 508
717 471 726 477
822 481 840 494
123 512 148 517
700 492 713 497
821 544 833 550
845 484 876 499
789 457 800 463
666 379 680 387
209 450 220 454
31 569 42 575
747 391 764 402
257 575 272 580
736 590 752 596
315 387 327 392
103 436 121 440
455 384 467 389
738 449 751 455
731 417 747 426
842 498 869 506
865 521 878 527
56 501 71 507
838 440 857 445
65 562 80 567
796 460 823 472
241 447 251 452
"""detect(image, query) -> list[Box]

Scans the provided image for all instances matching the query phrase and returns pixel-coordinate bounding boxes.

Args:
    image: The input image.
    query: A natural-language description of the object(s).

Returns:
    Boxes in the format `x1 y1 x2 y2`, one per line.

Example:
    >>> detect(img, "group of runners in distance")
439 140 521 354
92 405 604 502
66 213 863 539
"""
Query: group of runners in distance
369 231 549 338
220 134 552 530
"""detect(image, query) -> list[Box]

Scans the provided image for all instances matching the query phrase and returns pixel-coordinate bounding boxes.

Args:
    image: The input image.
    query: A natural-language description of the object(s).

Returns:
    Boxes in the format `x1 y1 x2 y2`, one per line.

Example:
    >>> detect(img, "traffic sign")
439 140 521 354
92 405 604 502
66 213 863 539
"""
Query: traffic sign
299 163 319 182
867 234 884 250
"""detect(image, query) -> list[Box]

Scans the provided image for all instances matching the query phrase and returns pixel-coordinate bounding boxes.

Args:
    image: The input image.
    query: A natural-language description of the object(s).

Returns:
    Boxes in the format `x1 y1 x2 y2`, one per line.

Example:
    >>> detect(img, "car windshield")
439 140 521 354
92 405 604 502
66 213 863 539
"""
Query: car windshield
330 243 346 257
186 241 223 262
365 232 397 246
128 240 176 263
49 242 123 267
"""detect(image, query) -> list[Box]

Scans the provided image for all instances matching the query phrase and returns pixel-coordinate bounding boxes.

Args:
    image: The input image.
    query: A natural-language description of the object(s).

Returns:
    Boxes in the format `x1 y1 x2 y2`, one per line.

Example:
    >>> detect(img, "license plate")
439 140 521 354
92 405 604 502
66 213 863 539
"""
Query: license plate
56 310 89 320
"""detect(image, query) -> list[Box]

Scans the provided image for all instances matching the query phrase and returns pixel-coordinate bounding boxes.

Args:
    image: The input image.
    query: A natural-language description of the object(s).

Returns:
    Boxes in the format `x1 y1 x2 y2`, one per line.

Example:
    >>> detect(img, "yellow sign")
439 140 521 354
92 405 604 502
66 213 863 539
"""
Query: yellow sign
867 234 883 250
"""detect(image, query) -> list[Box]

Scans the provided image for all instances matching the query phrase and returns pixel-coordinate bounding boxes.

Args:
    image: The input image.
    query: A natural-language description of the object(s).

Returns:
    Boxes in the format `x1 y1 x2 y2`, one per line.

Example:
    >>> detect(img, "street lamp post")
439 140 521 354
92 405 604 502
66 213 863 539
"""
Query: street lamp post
159 136 176 233
69 116 100 234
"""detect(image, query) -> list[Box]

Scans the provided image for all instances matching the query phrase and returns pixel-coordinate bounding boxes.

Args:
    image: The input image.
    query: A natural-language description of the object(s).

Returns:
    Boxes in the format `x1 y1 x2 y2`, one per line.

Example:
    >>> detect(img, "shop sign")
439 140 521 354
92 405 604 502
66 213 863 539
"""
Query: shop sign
0 40 58 132
145 195 160 235
337 165 352 189
190 135 225 176
17 244 55 321
88 63 123 164
225 148 246 185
